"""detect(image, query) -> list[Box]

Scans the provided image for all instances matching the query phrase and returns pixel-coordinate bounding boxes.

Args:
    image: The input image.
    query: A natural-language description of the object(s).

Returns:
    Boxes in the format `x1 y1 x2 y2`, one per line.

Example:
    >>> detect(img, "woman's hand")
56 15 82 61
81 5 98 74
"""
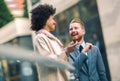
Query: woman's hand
65 41 79 56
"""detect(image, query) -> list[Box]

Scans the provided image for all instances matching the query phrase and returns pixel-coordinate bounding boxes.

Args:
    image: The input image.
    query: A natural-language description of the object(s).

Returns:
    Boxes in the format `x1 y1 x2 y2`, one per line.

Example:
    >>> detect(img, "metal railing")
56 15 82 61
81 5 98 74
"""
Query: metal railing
0 44 74 81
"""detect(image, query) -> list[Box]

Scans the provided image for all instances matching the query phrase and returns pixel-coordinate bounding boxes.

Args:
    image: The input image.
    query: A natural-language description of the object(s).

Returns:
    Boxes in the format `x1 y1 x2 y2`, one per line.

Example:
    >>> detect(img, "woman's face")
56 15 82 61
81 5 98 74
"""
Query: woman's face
45 15 56 32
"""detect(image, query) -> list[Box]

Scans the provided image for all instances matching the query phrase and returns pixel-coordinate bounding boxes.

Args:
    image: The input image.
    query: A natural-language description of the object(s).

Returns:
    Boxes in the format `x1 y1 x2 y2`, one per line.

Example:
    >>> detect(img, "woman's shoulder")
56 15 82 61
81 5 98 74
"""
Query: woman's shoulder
33 33 48 43
36 33 46 37
35 33 48 39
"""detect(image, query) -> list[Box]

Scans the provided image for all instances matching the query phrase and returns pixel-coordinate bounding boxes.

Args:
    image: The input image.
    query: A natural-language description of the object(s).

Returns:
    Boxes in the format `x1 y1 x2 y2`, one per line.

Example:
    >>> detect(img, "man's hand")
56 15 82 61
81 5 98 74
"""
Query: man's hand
81 43 93 54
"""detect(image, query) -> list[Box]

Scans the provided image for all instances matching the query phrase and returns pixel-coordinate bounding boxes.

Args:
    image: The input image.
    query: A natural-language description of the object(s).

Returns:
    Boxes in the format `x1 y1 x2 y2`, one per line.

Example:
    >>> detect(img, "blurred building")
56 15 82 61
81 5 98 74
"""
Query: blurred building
0 0 34 81
4 0 24 16
1 0 32 49
0 0 120 81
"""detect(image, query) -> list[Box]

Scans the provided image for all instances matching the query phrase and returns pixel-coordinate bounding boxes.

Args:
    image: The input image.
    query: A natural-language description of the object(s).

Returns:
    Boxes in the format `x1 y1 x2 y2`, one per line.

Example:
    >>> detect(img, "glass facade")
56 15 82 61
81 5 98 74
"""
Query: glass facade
0 35 38 81
6 35 33 50
31 0 40 6
55 0 100 45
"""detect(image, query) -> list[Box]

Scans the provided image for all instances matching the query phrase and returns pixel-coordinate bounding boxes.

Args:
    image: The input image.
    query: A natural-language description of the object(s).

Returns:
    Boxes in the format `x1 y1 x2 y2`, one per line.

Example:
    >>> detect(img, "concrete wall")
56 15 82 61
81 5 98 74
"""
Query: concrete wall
0 18 31 44
97 0 120 81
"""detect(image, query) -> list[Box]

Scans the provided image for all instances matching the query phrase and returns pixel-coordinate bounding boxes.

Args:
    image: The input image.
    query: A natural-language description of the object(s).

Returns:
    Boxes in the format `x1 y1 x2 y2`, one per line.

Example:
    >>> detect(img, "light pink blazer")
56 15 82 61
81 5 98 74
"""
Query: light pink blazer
34 33 69 81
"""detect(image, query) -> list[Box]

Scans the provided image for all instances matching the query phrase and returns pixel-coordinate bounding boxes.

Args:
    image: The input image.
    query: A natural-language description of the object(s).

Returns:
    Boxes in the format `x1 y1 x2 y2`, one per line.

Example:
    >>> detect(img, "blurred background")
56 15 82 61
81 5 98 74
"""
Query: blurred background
0 0 120 81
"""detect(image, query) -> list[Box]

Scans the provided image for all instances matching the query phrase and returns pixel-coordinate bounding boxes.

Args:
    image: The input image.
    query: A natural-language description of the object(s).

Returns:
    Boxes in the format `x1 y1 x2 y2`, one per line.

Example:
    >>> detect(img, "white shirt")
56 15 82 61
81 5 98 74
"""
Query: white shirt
77 41 87 56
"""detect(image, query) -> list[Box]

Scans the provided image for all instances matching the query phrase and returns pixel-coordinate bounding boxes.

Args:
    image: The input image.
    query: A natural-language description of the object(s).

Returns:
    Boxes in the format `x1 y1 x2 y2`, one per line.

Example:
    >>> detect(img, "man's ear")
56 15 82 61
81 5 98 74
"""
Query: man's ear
83 29 86 35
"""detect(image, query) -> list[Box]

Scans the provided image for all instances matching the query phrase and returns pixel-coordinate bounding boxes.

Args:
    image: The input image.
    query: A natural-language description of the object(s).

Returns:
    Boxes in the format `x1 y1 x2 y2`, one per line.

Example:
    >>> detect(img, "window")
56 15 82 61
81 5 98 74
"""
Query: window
8 4 16 8
5 0 13 2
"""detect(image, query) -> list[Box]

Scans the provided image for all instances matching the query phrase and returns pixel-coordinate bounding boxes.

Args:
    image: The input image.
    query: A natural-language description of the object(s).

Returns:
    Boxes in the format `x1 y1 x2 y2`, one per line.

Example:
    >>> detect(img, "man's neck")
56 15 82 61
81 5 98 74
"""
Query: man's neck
76 38 84 45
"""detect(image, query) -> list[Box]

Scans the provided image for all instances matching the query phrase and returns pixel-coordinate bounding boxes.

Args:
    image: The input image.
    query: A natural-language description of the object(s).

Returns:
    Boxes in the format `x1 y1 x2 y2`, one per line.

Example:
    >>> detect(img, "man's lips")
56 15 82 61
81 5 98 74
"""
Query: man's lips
71 35 76 37
71 32 78 36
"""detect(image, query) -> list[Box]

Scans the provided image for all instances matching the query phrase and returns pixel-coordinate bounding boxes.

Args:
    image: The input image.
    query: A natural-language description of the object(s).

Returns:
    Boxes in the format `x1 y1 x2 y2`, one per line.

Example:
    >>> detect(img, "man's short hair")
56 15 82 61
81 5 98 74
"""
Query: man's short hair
70 18 85 29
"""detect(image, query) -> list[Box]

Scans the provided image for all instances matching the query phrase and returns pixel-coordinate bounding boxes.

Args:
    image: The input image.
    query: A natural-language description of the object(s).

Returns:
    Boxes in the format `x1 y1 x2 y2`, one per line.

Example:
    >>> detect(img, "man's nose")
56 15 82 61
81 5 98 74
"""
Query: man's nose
72 28 76 32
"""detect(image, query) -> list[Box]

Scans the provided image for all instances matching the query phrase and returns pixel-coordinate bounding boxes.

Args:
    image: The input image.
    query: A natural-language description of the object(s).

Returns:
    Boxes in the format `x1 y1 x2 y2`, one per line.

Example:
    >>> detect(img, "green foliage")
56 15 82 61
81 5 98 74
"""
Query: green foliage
0 0 14 28
23 0 28 18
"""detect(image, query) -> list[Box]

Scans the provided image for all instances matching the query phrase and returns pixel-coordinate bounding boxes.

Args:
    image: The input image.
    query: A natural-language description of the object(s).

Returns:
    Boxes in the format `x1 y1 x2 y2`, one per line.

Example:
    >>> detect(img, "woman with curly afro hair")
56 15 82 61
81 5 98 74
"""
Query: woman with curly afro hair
31 4 70 81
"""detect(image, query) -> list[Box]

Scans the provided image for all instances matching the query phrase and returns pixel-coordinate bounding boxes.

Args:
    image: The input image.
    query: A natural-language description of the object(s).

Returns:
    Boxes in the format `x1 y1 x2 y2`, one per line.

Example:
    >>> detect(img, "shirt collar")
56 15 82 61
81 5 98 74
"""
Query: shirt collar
81 41 86 48
78 41 87 55
77 41 85 49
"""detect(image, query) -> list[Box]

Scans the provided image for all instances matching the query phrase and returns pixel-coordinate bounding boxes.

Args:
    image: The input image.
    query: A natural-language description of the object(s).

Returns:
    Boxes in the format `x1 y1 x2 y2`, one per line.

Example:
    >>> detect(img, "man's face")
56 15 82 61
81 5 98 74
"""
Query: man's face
45 15 56 31
69 22 85 42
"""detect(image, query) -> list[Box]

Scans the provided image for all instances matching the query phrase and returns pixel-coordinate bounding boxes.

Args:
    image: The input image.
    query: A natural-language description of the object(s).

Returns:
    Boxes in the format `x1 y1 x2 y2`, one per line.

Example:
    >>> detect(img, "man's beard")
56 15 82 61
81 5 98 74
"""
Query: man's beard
72 36 83 42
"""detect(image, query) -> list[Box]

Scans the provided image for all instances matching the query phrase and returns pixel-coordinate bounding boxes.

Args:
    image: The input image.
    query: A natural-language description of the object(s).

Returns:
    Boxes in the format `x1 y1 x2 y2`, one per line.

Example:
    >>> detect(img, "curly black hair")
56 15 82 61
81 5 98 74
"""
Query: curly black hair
30 4 56 31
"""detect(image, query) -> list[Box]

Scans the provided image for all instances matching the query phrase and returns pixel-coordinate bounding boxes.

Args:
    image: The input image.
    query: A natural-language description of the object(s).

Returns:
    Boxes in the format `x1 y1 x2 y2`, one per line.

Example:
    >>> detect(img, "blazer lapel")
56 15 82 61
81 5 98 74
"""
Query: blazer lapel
70 49 90 74
69 50 79 61
87 49 92 74
82 63 88 74
81 49 92 74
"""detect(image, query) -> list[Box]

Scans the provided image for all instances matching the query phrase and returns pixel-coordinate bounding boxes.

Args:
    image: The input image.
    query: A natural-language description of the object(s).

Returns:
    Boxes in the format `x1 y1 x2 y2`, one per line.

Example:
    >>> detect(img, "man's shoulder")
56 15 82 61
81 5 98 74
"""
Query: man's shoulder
92 45 99 50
